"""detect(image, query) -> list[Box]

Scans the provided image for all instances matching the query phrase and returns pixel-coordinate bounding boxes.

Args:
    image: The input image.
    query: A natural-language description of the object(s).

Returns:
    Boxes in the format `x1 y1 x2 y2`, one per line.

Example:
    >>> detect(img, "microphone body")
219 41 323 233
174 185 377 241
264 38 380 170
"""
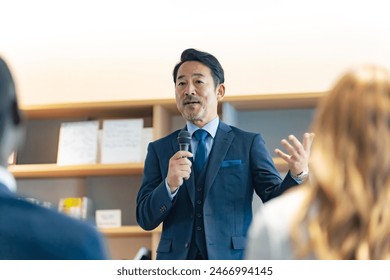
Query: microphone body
176 130 192 182
177 130 191 152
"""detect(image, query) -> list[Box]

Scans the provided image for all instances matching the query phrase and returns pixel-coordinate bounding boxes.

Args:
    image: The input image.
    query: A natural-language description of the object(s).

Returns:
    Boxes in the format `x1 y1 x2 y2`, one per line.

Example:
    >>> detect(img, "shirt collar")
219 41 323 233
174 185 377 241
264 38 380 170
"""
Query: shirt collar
0 166 17 192
186 117 219 138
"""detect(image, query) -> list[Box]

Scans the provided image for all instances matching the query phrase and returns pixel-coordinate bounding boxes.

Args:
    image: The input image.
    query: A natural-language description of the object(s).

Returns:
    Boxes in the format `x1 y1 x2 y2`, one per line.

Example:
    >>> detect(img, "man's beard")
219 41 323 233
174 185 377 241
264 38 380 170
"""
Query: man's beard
182 108 204 123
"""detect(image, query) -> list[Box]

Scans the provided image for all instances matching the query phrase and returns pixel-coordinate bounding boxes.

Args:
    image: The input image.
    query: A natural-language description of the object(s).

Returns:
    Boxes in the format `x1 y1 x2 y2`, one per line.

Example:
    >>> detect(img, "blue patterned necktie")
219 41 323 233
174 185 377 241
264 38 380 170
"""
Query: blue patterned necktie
193 129 209 176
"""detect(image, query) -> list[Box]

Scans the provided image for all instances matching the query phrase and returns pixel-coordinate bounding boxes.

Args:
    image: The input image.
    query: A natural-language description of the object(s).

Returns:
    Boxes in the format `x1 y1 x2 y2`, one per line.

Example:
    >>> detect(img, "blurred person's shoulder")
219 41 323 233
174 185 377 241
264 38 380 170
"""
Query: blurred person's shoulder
266 184 309 209
247 185 310 259
0 193 108 259
257 185 309 227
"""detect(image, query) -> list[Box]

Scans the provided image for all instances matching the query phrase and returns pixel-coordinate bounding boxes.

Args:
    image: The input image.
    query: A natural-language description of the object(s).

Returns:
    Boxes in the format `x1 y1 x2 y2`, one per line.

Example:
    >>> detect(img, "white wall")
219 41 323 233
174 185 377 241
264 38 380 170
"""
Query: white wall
1 0 390 106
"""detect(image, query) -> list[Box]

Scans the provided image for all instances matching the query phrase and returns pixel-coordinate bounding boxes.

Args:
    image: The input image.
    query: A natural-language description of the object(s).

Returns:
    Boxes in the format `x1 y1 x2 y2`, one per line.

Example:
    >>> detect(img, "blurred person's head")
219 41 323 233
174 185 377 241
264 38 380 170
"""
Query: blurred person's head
0 57 23 167
293 65 390 259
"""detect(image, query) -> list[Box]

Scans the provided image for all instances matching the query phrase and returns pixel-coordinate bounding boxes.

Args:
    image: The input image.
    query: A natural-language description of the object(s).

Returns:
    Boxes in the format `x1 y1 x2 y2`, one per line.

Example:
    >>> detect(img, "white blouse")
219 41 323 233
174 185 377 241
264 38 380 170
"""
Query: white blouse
245 188 308 260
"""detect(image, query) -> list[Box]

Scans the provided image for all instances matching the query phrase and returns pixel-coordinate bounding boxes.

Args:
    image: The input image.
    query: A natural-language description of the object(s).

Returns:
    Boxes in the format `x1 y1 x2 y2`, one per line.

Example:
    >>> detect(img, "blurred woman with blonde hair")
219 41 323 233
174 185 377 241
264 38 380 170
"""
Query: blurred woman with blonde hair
246 65 390 260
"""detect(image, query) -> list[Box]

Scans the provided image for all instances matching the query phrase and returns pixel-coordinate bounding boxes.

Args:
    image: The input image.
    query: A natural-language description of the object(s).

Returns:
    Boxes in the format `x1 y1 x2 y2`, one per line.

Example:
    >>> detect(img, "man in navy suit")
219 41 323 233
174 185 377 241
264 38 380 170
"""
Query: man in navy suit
136 49 314 260
0 57 108 259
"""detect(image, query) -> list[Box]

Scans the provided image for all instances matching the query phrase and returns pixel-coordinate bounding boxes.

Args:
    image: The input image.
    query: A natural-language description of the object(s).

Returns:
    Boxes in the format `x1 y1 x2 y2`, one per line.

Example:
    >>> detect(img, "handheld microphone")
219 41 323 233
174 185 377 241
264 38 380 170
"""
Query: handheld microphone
177 130 191 152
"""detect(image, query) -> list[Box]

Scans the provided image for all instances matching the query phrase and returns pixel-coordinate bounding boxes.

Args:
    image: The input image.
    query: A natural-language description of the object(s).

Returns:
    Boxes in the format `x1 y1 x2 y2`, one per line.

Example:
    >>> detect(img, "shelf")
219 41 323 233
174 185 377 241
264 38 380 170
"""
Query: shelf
20 99 176 119
8 163 144 178
223 92 326 110
20 92 325 119
99 225 162 238
99 225 163 259
9 159 287 179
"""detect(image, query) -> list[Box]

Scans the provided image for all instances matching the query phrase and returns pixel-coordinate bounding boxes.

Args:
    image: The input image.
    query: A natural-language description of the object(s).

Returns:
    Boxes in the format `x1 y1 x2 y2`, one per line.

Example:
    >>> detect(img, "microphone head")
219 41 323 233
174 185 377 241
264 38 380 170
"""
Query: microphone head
177 130 191 151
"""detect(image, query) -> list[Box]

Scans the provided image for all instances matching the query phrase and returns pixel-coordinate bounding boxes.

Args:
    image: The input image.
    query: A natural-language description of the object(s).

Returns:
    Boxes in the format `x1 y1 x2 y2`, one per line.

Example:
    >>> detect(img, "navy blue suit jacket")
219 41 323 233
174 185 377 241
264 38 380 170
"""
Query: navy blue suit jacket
136 121 297 260
0 183 108 260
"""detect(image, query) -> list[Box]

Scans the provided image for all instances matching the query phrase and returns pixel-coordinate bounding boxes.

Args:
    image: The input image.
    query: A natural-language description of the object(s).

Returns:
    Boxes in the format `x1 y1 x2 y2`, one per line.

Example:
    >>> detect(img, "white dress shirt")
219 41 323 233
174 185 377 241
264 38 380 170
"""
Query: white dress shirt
0 166 17 192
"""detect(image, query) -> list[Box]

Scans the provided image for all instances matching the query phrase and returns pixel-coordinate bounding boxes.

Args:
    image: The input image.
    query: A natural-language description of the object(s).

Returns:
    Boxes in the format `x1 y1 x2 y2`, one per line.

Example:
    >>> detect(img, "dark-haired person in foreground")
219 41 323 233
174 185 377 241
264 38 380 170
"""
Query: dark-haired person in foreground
0 57 108 259
136 48 314 260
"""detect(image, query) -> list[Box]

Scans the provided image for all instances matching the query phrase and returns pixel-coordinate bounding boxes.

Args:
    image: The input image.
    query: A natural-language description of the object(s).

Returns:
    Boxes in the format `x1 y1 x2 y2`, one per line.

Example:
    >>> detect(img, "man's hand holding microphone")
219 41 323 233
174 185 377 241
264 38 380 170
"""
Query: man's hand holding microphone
167 130 193 193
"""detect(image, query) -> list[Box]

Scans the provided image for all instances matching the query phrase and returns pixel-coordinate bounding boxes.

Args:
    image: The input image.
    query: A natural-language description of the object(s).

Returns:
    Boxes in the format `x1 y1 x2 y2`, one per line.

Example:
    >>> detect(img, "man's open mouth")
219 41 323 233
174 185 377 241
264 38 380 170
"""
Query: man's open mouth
183 100 200 105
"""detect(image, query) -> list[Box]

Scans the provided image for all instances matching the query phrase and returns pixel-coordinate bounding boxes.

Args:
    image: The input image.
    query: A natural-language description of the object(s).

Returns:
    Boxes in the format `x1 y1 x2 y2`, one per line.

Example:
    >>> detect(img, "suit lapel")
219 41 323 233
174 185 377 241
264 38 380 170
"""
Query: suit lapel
204 122 234 196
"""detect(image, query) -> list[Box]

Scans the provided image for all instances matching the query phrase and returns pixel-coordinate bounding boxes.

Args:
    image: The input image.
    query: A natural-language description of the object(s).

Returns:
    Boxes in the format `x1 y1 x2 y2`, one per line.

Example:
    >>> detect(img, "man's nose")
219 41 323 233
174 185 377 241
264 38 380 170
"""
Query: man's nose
184 82 195 95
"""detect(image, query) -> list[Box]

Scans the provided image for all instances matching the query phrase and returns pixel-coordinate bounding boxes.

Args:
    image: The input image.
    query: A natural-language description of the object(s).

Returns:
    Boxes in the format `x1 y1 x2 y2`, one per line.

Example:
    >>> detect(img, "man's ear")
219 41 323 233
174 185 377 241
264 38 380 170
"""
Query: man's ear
216 84 225 101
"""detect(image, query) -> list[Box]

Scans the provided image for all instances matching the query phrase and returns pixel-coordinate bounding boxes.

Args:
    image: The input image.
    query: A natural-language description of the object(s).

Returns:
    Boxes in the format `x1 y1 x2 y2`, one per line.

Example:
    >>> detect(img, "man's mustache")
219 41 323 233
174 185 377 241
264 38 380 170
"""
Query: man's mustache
183 97 201 105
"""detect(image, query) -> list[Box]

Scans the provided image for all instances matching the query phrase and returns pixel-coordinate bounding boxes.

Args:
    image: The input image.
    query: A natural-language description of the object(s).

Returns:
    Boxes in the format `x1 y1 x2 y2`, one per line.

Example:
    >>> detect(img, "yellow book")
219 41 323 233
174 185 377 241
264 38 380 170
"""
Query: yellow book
58 197 92 220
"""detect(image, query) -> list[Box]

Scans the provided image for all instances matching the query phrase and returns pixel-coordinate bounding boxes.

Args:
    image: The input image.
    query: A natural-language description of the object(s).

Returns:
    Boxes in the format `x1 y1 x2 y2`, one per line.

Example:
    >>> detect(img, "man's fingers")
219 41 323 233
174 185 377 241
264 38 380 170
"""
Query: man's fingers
280 138 300 158
183 168 192 179
175 151 193 159
287 135 305 155
171 154 192 167
274 148 290 162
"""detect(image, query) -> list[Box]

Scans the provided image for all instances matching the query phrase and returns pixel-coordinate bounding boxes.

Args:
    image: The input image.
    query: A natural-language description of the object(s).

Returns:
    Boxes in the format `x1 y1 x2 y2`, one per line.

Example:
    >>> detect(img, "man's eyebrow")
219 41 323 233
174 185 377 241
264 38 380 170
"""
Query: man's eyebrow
177 73 205 80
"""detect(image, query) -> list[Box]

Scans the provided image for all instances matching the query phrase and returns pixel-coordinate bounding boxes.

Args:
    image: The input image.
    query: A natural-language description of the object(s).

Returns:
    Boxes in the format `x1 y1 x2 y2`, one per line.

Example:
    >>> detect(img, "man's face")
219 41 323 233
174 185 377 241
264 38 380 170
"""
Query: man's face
175 61 224 128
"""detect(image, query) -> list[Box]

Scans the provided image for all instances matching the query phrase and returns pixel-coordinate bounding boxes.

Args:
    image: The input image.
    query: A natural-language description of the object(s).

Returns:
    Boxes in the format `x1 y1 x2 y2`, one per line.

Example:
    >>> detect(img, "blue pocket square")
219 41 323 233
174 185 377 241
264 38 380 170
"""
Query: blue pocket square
220 160 242 168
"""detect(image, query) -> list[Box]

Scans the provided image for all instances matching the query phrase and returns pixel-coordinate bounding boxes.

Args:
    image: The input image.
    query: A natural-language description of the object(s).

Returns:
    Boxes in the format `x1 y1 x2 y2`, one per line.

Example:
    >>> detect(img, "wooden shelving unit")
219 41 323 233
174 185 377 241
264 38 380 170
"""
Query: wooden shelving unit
99 225 162 237
223 92 326 110
9 163 144 178
9 160 287 178
11 92 322 259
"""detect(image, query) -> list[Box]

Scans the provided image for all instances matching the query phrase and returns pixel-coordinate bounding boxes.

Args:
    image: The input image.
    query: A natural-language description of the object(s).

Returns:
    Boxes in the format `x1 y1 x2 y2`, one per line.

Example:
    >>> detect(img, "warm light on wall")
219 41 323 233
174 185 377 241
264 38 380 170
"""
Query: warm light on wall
1 0 389 105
